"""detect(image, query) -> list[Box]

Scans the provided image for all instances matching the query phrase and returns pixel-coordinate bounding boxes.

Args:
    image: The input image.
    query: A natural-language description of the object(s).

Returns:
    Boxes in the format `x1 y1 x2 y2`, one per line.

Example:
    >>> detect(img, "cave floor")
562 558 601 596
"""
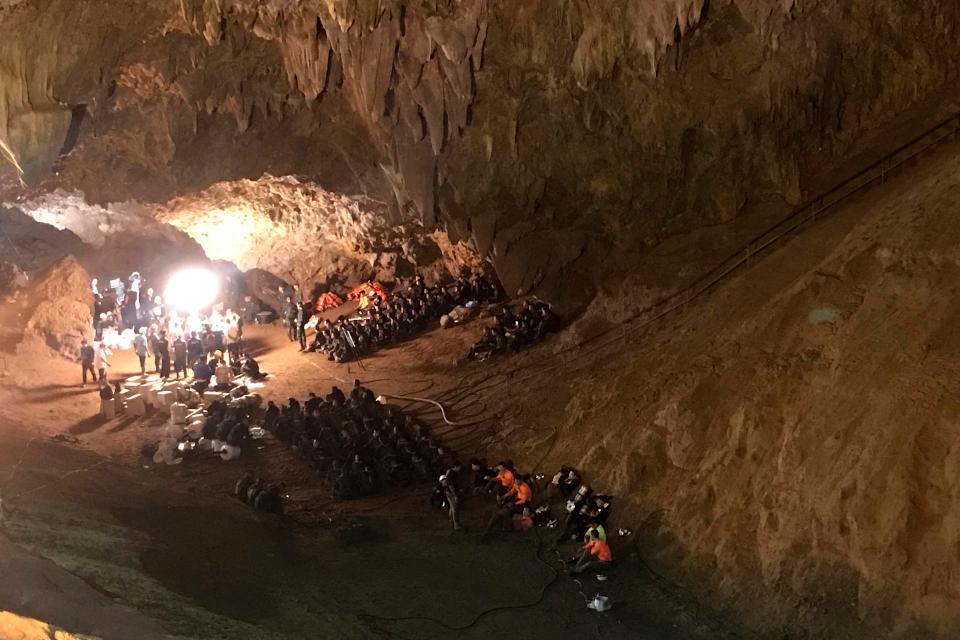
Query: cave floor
0 323 749 640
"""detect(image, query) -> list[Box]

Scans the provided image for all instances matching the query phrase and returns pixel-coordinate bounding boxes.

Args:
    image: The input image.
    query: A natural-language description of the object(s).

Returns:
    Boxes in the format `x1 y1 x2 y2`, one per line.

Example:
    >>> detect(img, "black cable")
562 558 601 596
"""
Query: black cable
355 526 561 631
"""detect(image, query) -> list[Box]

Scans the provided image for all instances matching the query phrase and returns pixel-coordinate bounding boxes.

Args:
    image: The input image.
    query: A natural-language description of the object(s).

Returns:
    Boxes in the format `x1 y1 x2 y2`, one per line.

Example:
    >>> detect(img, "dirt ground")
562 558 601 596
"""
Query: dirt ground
5 99 960 639
0 314 749 639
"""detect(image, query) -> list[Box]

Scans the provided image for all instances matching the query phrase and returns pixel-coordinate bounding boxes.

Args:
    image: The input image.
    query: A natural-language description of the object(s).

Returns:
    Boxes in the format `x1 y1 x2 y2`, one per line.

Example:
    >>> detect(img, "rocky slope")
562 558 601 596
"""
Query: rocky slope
1 0 958 310
487 140 960 638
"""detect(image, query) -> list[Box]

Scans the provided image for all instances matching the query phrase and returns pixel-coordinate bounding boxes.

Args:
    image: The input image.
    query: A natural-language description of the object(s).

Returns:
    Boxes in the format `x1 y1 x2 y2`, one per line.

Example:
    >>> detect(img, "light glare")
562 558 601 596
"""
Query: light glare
164 268 220 313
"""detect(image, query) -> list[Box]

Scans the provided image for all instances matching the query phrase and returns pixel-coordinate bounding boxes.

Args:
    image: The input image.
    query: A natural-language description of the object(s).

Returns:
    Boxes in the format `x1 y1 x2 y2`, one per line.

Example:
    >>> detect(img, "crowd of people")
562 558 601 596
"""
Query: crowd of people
85 268 617 581
467 300 559 361
263 381 454 499
307 273 502 363
432 460 615 574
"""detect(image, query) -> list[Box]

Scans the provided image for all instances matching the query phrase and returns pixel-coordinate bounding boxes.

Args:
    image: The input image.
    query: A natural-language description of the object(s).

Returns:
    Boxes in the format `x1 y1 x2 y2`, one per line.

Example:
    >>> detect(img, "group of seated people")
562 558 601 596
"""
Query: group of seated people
467 300 559 360
262 381 454 499
191 351 265 392
198 391 262 458
433 460 613 574
310 272 502 363
234 472 284 514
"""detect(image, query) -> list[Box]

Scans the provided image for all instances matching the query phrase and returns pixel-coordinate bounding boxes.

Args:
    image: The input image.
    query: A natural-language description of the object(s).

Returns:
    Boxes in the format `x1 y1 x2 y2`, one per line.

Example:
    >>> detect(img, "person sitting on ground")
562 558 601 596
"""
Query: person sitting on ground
214 359 233 391
485 461 515 496
570 529 612 575
191 358 213 391
470 459 494 495
263 400 280 431
542 465 582 506
240 353 265 380
483 474 532 539
235 471 255 500
98 380 115 418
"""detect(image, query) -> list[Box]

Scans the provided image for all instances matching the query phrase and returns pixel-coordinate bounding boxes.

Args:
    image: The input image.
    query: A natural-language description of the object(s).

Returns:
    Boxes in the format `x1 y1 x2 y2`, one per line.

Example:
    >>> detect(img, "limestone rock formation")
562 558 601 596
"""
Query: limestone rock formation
1 0 957 312
16 255 92 359
511 144 960 638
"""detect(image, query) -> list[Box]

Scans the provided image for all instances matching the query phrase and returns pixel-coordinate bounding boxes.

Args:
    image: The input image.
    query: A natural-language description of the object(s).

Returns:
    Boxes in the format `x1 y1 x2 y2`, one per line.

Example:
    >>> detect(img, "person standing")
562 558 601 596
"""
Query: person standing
133 328 148 375
283 297 297 342
156 331 171 379
186 332 203 370
148 327 160 373
94 342 111 383
297 300 312 351
439 475 461 531
80 340 96 387
172 335 187 379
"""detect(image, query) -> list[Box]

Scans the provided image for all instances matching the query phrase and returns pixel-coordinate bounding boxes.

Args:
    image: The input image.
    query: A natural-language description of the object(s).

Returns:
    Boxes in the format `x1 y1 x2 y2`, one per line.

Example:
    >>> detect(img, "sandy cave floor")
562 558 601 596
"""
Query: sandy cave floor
0 318 748 640
5 95 958 640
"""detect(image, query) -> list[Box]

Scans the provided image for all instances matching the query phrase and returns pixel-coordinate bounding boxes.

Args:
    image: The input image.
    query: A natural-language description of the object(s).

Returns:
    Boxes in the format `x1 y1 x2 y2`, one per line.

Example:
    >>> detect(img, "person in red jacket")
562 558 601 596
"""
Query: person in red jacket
570 529 613 575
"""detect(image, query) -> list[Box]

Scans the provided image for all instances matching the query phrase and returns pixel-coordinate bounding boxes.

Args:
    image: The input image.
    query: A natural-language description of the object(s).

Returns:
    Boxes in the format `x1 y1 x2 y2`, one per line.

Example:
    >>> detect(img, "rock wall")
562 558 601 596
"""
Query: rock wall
16 255 93 359
502 144 960 638
157 174 487 289
1 0 958 312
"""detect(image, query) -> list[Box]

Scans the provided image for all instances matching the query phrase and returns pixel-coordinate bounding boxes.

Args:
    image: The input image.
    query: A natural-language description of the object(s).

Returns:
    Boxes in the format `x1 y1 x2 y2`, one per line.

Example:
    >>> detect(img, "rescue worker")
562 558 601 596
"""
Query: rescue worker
483 474 532 539
485 462 515 496
570 529 612 575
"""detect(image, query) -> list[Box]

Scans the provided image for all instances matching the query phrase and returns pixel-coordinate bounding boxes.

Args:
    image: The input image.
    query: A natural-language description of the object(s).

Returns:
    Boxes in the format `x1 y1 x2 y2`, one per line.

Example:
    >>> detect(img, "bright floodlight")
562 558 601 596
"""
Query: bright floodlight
164 268 219 313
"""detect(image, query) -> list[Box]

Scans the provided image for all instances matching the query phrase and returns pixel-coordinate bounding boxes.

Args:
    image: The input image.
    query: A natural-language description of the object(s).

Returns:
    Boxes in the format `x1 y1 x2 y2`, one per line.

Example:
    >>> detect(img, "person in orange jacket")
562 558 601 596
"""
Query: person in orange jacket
570 529 613 575
484 462 515 497
483 475 533 539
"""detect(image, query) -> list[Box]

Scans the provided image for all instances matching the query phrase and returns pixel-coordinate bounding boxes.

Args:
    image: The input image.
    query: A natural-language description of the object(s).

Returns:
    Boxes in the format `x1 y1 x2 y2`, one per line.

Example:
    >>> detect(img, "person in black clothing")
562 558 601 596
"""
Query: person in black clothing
148 329 161 373
283 297 297 342
172 336 188 379
156 332 171 379
186 332 203 368
80 340 96 387
191 358 212 392
297 301 312 351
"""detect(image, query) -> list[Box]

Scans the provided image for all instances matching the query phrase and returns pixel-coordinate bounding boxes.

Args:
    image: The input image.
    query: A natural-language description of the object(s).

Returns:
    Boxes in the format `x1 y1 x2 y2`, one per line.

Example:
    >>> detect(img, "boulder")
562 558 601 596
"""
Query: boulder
17 255 93 359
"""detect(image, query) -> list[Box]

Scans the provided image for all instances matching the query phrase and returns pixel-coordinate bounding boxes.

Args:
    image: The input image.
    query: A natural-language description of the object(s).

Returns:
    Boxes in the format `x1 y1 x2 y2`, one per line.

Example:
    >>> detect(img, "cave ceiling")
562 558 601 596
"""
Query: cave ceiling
0 0 957 312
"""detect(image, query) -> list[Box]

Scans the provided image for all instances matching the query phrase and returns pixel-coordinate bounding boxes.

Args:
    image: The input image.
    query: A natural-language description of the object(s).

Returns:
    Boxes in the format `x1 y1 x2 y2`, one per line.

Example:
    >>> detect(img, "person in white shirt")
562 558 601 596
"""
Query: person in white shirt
94 342 112 383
